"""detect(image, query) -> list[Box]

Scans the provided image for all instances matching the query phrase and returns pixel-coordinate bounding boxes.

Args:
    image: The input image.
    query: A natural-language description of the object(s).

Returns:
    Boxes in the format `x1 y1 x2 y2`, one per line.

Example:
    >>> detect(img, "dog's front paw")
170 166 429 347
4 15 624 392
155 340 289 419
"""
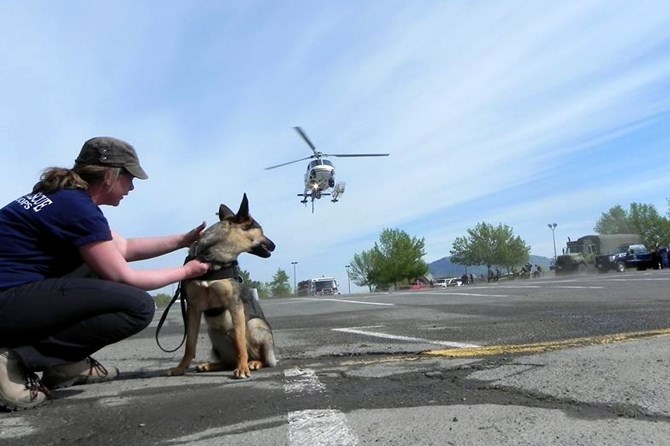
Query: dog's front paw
233 365 252 379
248 360 264 371
167 367 186 376
195 363 211 373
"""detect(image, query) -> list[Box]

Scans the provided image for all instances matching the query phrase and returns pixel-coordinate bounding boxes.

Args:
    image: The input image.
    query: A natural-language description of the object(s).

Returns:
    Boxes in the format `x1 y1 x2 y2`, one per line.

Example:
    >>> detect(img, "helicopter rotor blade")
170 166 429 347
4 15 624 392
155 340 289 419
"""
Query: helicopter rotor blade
294 126 320 156
264 155 314 170
326 153 390 158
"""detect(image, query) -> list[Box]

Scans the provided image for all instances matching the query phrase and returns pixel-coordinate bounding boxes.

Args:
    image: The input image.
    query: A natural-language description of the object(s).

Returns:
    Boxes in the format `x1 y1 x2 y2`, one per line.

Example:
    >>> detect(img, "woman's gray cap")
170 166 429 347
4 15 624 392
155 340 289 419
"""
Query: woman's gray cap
75 136 149 180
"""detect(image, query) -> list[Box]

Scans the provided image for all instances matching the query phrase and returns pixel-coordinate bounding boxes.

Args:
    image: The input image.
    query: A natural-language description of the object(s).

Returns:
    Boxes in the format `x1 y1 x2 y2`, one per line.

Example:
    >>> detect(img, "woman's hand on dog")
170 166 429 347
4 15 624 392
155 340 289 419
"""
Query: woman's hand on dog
183 258 211 279
181 221 207 249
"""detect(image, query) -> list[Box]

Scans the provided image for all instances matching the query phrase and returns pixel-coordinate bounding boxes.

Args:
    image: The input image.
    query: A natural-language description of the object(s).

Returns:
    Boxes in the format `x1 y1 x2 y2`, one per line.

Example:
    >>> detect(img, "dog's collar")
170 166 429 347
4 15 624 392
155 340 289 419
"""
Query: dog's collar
184 254 242 281
197 260 242 282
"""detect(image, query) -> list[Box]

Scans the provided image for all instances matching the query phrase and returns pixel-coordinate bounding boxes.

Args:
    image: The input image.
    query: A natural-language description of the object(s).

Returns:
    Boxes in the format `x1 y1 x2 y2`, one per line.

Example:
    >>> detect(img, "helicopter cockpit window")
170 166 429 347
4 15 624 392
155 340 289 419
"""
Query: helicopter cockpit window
322 159 334 167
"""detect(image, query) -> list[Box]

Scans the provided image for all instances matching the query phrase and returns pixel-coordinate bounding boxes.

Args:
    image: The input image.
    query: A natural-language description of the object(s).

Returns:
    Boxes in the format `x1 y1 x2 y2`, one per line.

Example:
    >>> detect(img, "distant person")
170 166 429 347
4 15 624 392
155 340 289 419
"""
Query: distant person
0 136 210 411
653 246 661 269
660 246 669 269
519 264 527 278
461 273 469 285
526 263 533 278
469 273 474 284
495 268 501 282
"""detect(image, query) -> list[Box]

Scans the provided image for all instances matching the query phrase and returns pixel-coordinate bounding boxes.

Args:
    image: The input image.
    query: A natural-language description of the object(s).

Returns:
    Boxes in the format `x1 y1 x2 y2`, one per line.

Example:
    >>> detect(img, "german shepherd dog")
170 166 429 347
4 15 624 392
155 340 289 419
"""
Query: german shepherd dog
168 194 278 378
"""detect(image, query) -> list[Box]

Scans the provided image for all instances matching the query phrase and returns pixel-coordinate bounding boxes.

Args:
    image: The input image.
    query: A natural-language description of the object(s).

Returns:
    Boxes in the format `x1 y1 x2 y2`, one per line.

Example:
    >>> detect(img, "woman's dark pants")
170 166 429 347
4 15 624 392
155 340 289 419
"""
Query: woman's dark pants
0 278 155 371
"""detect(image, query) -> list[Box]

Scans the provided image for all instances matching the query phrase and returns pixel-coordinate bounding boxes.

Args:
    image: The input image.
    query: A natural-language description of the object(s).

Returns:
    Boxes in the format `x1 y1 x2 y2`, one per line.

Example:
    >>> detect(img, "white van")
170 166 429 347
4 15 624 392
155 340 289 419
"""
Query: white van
435 278 462 288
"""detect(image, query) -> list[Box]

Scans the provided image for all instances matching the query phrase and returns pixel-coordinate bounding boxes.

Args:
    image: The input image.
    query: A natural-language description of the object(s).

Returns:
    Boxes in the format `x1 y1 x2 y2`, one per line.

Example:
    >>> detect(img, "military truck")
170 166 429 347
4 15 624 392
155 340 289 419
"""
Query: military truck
554 234 642 275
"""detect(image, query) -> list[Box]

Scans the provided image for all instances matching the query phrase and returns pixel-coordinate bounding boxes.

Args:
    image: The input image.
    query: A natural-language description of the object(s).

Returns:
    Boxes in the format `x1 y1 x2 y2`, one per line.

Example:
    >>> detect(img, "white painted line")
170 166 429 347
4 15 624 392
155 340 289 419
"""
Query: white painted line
283 369 359 445
290 297 395 306
284 368 326 394
551 286 604 289
436 292 512 297
494 285 603 290
439 286 602 294
497 285 542 288
288 410 359 446
343 325 384 329
333 327 480 348
0 417 34 439
98 397 130 407
326 298 394 306
609 277 670 281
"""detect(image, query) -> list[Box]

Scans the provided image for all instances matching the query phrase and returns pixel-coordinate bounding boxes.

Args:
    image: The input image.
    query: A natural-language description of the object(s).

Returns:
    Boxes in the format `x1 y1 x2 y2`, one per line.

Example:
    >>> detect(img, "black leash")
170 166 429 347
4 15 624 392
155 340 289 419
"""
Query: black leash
155 280 189 353
154 258 242 353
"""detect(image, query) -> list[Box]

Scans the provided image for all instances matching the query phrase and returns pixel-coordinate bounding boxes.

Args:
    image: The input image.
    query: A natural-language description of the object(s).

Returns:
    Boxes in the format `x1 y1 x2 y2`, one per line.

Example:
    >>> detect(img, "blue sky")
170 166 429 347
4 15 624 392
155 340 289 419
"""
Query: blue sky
2 1 670 293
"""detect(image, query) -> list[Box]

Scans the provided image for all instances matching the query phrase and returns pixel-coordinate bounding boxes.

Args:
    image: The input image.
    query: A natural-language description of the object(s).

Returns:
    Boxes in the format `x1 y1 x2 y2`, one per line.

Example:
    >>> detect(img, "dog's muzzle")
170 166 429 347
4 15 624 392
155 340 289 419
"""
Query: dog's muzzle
251 238 275 258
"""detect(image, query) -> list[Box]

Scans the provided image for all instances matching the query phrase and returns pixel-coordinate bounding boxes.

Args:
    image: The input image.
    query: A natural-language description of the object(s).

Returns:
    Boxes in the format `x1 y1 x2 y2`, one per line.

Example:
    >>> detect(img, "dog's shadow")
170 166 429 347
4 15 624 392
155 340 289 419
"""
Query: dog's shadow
49 362 287 401
119 367 267 382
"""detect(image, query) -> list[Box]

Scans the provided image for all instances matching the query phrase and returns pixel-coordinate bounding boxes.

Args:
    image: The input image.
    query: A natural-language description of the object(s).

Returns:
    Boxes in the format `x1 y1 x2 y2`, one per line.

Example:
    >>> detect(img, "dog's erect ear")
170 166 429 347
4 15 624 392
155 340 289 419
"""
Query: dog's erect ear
235 193 250 221
217 204 235 221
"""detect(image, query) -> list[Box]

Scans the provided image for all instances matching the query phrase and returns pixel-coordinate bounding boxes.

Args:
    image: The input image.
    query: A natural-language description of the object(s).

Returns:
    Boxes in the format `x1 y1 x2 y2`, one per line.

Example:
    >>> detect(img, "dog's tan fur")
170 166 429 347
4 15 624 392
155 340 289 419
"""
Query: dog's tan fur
167 194 277 379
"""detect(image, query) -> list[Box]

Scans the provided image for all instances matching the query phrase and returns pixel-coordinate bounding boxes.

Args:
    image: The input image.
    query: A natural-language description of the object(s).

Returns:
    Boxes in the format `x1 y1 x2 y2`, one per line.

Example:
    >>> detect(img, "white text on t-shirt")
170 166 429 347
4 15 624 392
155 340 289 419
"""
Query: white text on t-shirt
16 192 53 213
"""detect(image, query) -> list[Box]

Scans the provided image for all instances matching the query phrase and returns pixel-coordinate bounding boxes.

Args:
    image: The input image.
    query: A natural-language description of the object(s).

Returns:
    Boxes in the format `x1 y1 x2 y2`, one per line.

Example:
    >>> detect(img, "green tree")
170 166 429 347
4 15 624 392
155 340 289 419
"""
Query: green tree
239 269 270 298
371 228 428 290
595 202 670 247
348 249 377 292
497 233 532 273
450 222 530 272
594 205 637 234
268 268 291 297
629 203 670 247
153 292 173 308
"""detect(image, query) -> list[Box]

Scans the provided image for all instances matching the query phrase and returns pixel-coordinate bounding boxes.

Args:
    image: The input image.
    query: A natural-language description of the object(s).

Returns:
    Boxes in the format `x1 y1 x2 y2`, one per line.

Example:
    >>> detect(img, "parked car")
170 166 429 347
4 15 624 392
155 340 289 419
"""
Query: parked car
435 278 462 288
596 243 655 273
447 277 463 287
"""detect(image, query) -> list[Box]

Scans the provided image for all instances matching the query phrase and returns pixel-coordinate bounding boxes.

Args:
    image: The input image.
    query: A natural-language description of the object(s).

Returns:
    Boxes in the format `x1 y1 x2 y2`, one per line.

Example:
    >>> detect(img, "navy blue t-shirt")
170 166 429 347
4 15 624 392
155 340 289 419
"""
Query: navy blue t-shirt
0 189 112 289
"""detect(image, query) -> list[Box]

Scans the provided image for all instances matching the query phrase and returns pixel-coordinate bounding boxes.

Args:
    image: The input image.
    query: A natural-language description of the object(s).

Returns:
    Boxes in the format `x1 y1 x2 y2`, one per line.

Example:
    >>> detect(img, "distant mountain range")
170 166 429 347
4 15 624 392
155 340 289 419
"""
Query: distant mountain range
428 255 552 279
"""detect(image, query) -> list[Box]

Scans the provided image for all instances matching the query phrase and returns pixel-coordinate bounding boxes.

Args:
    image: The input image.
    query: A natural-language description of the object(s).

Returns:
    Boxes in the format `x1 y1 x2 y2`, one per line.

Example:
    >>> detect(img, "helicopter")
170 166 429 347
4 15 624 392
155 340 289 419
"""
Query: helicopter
265 127 390 212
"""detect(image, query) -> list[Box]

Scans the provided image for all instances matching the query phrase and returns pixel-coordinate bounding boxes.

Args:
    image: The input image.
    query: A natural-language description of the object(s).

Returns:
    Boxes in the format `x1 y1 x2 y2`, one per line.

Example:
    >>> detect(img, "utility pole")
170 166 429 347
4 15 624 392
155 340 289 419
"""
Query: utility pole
548 223 558 262
345 265 351 294
291 261 298 295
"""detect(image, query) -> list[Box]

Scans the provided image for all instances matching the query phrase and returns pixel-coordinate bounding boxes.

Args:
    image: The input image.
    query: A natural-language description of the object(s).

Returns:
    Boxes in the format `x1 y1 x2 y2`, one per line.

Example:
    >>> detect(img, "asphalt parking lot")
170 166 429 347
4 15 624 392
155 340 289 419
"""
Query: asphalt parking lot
3 270 670 445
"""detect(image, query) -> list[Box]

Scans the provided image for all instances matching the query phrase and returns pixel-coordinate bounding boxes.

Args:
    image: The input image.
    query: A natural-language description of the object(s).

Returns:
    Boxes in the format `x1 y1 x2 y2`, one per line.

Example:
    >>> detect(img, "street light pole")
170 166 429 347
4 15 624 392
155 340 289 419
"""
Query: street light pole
345 265 351 294
291 261 298 295
548 223 558 262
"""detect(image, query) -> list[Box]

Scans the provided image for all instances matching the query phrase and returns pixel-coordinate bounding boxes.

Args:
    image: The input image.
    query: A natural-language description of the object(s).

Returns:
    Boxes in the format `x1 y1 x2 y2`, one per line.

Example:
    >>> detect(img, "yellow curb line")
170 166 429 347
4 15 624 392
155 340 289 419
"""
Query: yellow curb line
340 355 421 366
423 327 670 358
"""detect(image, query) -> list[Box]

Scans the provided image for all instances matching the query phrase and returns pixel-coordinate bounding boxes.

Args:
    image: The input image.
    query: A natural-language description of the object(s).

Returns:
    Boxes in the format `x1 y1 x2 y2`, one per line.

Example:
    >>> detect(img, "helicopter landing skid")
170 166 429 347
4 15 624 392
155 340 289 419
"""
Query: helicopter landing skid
298 192 333 213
